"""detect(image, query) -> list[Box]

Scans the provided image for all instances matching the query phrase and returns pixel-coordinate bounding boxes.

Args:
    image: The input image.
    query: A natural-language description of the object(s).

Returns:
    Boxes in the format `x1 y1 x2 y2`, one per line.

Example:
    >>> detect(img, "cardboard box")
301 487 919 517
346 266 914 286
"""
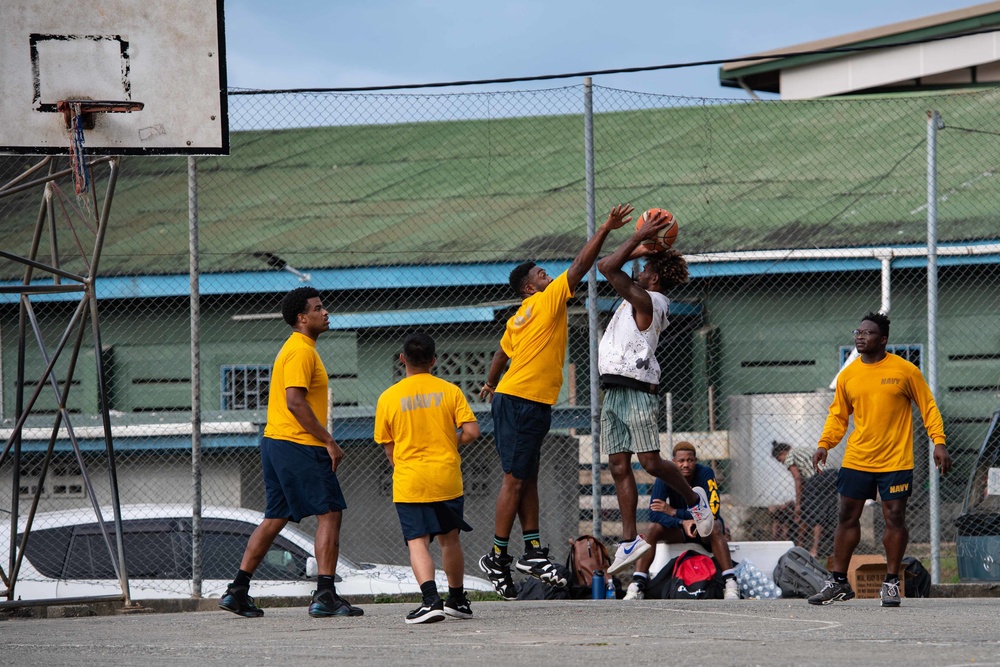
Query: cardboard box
835 554 905 599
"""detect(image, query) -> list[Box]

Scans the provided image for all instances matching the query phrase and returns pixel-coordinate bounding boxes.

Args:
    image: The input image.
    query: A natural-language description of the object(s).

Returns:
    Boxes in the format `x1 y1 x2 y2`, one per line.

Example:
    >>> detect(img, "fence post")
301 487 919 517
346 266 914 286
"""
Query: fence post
926 110 943 584
584 77 601 538
189 155 203 598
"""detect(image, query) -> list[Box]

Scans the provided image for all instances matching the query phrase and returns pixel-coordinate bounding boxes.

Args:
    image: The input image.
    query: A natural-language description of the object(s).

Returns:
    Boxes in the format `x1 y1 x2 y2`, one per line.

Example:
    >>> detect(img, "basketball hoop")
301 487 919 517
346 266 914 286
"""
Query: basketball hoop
55 99 144 195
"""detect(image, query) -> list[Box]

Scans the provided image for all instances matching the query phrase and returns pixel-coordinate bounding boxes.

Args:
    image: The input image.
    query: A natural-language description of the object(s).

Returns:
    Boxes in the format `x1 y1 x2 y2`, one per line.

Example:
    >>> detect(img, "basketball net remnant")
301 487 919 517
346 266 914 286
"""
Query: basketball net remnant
56 100 145 195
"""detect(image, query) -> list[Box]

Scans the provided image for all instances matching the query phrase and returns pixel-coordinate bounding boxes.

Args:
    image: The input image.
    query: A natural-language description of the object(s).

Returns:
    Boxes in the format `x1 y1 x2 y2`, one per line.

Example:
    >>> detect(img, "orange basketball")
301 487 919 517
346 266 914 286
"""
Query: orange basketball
636 208 678 251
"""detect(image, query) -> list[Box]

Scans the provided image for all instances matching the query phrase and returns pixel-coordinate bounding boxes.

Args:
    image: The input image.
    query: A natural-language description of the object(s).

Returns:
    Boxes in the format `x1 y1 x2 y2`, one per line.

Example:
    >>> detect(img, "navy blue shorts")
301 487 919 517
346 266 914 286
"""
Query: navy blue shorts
395 497 473 543
491 392 551 480
837 466 914 501
260 436 347 522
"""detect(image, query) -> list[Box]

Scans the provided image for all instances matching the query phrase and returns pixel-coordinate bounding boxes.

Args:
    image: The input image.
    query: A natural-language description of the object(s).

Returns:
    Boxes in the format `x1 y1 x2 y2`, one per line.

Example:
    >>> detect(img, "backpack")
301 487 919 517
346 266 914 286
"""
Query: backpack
516 572 571 600
645 550 724 600
901 556 931 598
773 546 830 598
565 535 614 599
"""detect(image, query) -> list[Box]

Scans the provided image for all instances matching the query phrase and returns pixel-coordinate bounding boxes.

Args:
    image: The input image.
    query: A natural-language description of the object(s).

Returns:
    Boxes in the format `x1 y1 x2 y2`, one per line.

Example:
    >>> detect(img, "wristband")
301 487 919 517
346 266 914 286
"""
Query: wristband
484 381 496 390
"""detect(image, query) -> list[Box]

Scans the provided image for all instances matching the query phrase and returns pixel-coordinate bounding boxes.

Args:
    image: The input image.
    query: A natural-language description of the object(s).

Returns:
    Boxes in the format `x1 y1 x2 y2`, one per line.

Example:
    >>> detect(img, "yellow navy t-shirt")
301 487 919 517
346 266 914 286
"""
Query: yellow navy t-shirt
495 271 573 405
262 332 328 447
374 373 477 503
819 353 945 472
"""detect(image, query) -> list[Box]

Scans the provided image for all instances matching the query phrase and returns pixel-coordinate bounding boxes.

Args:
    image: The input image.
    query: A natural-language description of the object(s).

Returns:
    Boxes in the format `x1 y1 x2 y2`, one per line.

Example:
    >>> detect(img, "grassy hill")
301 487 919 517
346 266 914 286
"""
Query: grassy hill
2 88 999 279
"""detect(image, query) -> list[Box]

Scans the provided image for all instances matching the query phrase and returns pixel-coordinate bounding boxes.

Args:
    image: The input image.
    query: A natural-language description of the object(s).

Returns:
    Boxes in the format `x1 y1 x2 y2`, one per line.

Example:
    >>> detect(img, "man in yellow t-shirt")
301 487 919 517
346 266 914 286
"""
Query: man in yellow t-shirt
808 311 952 608
220 287 363 620
375 332 479 624
476 203 633 599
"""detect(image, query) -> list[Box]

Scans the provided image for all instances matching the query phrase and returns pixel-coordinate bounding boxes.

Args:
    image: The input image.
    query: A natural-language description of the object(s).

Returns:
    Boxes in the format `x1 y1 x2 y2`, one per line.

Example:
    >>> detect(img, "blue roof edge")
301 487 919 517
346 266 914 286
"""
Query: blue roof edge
3 244 998 303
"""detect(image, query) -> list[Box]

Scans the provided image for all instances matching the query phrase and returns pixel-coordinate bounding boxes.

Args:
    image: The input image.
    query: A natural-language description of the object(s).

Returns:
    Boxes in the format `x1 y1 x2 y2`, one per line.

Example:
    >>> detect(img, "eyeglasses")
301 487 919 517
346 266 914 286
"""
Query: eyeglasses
851 329 881 337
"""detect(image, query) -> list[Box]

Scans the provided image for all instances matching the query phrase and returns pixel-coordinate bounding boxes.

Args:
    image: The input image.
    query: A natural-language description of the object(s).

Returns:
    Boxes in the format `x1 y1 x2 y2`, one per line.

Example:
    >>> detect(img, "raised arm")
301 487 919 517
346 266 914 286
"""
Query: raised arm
597 209 675 330
565 204 634 293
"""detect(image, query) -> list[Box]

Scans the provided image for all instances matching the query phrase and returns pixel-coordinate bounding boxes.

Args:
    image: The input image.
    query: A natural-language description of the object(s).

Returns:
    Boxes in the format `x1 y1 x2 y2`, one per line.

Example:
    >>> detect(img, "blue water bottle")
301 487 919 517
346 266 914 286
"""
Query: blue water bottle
591 570 606 600
606 577 616 599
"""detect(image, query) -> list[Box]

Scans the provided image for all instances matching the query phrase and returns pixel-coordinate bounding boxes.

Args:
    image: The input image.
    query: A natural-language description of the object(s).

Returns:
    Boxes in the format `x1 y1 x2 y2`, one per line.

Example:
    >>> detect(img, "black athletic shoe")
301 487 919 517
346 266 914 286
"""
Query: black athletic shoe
405 598 446 624
444 595 473 619
879 580 902 607
478 552 518 600
807 579 856 605
516 547 569 588
308 589 364 617
219 584 264 618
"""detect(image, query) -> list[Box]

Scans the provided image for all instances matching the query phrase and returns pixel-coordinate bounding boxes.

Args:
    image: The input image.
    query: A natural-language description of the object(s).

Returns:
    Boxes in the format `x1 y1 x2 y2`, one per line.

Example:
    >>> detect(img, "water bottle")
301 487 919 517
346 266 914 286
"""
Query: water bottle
606 577 616 599
591 570 606 600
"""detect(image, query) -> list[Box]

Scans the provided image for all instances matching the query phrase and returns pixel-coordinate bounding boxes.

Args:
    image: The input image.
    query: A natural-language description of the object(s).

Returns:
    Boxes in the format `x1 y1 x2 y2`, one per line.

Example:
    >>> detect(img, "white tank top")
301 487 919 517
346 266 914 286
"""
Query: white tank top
598 291 670 383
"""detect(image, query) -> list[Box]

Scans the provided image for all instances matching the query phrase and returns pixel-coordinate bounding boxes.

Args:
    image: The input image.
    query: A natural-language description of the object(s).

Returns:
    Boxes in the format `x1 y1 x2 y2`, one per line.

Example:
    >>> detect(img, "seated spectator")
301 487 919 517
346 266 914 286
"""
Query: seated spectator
625 441 739 600
771 441 838 558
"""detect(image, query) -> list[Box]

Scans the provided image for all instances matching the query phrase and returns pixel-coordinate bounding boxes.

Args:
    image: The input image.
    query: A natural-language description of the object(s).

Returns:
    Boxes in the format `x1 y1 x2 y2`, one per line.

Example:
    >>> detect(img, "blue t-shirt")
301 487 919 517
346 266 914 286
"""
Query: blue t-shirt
648 463 724 530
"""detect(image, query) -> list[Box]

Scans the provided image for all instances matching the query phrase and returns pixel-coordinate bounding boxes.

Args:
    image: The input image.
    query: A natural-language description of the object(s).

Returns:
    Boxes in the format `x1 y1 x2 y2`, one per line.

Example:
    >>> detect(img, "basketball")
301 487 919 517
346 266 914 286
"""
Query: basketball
636 208 678 251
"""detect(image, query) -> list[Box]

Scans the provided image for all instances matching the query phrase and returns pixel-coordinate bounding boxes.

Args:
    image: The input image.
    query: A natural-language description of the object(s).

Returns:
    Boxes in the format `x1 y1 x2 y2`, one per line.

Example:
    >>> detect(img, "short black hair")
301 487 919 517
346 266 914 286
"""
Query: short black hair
280 287 321 326
402 332 436 366
771 440 792 459
509 261 536 297
861 311 890 338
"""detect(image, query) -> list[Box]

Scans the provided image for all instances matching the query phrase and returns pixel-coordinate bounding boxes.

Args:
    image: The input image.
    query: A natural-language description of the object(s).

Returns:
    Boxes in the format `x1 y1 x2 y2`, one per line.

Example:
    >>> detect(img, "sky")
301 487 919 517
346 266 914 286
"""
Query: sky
224 0 987 100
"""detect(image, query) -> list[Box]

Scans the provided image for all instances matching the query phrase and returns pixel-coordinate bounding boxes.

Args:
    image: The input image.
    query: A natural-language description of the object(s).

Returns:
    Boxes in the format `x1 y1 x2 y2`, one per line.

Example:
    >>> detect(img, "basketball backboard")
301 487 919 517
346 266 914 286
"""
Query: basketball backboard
0 1 229 156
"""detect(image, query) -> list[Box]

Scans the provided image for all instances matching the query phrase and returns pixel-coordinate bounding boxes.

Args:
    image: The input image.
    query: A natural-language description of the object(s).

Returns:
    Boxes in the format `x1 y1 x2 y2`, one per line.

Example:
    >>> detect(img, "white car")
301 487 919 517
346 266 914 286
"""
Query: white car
1 504 493 601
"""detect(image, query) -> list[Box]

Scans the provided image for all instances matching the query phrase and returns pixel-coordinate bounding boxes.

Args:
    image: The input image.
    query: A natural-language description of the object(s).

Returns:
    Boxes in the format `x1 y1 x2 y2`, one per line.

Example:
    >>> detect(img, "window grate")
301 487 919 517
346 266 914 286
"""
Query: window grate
221 365 271 410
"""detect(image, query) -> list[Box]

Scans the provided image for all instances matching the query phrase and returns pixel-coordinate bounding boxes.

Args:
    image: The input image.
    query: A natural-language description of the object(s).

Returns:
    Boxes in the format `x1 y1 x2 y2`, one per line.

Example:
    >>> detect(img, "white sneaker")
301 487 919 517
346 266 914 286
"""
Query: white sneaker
724 577 740 600
623 581 645 600
607 535 652 575
690 487 715 538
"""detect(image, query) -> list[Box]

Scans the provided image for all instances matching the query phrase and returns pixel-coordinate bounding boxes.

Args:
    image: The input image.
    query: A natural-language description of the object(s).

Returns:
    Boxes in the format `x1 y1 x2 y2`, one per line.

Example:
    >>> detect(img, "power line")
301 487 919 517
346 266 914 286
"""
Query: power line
947 125 1000 138
230 26 1000 95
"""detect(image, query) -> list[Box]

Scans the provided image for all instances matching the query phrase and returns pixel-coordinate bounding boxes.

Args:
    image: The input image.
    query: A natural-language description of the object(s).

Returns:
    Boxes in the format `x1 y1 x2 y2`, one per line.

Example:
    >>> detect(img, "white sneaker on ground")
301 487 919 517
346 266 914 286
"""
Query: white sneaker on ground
623 581 645 600
690 487 715 537
607 535 652 575
724 577 740 600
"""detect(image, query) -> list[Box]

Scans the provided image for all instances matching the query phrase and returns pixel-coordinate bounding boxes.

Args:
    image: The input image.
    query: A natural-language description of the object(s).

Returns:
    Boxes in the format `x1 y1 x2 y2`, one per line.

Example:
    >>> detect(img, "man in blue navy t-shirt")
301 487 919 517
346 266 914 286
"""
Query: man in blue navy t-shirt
624 441 739 600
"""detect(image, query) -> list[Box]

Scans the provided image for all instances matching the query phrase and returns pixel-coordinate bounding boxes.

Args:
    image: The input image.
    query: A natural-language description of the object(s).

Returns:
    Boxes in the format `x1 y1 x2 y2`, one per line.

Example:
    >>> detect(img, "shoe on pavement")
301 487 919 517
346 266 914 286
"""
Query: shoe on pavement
219 584 264 618
444 595 473 619
607 536 652 575
689 487 715 538
724 576 740 600
479 551 518 600
308 589 364 617
405 598 446 624
623 581 645 600
879 580 901 607
807 579 855 605
516 547 569 588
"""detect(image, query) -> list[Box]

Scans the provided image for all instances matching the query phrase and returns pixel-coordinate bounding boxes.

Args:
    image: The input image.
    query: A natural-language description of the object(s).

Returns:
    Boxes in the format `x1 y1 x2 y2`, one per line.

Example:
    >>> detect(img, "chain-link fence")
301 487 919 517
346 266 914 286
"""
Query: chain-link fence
3 83 1000 601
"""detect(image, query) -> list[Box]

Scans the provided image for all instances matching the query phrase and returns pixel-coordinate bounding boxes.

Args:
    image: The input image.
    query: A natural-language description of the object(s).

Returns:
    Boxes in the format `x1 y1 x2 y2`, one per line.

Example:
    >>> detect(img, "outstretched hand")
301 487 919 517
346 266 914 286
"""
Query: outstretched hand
635 208 674 241
603 203 635 231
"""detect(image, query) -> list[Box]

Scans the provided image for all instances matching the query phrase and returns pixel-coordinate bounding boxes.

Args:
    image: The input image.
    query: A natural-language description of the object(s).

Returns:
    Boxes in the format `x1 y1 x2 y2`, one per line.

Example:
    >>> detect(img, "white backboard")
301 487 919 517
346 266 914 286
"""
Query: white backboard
0 1 228 155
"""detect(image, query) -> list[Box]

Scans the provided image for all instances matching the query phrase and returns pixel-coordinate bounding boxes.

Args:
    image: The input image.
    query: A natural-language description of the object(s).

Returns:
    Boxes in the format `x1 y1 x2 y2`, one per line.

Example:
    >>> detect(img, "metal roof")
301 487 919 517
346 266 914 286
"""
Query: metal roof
720 2 1000 95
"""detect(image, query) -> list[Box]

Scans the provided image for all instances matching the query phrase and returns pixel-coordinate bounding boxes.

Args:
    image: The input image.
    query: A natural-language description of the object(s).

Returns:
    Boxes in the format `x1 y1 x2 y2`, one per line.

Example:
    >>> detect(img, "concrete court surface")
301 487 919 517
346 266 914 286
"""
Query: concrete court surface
1 598 998 667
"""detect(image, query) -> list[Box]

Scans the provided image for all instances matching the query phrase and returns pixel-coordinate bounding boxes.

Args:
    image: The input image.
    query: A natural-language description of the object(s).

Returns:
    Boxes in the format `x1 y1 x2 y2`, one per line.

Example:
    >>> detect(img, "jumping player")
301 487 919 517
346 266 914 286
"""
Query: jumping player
596 213 714 576
477 204 634 599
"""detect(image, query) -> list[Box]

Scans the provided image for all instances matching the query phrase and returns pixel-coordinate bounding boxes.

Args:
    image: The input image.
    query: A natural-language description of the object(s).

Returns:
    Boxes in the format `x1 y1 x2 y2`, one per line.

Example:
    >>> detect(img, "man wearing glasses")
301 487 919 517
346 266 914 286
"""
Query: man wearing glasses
808 311 951 608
